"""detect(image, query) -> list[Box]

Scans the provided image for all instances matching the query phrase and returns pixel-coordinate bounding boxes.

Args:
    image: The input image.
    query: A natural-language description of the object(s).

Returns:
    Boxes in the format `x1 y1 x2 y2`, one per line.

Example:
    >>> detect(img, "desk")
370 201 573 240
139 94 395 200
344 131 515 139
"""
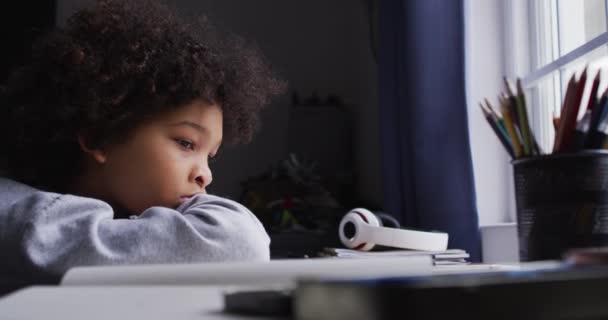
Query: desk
0 285 287 320
0 262 563 320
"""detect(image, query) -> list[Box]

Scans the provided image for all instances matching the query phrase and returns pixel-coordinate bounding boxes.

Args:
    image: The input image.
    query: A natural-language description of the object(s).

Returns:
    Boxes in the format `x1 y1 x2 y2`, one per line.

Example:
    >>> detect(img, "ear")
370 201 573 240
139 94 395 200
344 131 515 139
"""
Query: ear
77 135 108 164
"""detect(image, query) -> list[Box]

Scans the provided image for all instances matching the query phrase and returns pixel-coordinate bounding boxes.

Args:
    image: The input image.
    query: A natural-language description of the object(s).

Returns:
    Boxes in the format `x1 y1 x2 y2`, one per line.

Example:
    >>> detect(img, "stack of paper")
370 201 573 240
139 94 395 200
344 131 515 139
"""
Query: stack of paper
319 248 470 265
60 256 433 287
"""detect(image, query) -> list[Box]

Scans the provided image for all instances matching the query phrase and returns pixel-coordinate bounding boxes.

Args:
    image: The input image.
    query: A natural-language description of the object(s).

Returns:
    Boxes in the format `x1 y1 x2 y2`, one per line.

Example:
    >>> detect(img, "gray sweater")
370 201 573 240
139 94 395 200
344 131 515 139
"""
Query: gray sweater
0 178 270 288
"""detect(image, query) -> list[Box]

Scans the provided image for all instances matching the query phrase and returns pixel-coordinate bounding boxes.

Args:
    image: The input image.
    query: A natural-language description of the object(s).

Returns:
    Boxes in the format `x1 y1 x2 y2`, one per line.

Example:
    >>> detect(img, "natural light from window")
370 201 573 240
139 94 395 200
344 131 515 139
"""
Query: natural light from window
525 0 608 152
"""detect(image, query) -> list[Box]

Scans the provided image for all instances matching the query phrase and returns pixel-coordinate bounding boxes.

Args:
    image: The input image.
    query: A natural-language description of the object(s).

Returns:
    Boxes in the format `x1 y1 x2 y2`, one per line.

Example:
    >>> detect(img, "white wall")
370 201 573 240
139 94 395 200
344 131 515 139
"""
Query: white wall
464 0 514 225
56 0 383 207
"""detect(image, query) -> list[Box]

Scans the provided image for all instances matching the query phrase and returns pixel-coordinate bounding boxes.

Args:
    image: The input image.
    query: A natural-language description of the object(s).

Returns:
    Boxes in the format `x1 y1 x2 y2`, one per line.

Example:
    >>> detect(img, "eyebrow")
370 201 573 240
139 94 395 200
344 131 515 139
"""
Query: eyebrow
170 121 208 134
170 121 223 150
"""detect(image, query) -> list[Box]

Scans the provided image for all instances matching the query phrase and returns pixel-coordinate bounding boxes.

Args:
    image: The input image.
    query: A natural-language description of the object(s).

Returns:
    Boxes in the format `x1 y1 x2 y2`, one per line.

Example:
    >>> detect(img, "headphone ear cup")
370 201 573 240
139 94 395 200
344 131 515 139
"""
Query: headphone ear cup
339 208 380 251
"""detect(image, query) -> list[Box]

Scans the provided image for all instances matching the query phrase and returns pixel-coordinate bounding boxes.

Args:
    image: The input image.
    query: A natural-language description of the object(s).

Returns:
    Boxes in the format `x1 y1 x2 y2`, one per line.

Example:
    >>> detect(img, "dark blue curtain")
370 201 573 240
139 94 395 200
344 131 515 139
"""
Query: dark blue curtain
378 0 481 261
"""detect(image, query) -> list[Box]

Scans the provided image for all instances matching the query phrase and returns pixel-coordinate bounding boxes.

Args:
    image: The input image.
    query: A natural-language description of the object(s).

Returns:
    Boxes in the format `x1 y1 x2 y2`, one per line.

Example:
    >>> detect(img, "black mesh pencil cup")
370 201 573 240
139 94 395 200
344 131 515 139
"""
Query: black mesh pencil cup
513 150 608 261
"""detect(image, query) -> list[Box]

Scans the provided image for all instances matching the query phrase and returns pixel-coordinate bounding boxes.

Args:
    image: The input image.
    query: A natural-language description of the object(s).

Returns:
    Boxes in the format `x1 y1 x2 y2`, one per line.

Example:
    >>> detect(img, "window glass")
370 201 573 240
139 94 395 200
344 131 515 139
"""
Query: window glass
557 0 607 56
527 0 608 152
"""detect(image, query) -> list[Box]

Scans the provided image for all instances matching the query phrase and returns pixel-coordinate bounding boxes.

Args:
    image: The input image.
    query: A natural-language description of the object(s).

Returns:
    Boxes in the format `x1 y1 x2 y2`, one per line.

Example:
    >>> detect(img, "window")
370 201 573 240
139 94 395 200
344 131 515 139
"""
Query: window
514 0 608 152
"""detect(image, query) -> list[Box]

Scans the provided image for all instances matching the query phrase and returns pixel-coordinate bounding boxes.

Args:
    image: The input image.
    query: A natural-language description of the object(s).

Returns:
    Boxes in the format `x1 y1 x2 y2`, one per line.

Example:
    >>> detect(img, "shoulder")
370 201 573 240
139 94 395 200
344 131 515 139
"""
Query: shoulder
0 177 53 209
0 177 111 220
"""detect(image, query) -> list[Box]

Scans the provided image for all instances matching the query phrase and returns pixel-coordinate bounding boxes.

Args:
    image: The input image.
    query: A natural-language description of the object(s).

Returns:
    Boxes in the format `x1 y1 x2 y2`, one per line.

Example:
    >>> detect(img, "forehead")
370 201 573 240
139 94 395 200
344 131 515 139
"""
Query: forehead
163 99 223 124
148 99 223 138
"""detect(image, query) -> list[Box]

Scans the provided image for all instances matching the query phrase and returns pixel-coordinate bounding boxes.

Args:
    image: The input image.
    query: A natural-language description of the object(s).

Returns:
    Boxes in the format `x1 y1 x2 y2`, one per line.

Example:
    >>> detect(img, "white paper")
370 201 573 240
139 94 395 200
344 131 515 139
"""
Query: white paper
61 256 432 287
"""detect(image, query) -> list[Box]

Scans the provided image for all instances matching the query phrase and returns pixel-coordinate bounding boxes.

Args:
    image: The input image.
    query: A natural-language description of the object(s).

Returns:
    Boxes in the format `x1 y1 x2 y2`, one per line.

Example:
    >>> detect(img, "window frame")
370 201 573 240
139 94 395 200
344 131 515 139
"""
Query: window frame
505 0 608 152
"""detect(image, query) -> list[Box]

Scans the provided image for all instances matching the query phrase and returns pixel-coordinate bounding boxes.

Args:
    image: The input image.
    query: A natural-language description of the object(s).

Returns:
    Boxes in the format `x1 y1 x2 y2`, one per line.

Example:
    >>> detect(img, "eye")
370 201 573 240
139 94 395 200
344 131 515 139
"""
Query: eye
175 139 195 150
209 153 218 163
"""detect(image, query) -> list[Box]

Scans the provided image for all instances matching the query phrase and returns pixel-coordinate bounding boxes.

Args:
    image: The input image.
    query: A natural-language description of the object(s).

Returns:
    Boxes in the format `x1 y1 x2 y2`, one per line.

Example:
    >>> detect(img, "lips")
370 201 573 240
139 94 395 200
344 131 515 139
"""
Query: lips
179 193 202 202
178 189 208 204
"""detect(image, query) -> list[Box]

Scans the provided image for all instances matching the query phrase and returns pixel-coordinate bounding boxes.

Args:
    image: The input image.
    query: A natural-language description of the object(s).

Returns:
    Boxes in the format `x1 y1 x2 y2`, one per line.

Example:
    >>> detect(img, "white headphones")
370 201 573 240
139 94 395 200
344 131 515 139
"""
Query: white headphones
339 208 449 251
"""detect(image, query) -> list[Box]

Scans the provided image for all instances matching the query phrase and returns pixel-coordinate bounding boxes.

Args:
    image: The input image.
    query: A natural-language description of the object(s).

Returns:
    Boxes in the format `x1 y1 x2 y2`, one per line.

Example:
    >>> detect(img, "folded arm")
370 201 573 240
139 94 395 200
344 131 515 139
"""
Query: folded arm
4 191 269 282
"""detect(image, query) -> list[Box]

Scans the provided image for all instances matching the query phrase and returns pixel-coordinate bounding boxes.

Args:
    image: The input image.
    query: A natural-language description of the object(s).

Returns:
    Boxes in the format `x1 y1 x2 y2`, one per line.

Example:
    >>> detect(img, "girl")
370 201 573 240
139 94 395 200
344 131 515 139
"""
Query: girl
0 0 285 291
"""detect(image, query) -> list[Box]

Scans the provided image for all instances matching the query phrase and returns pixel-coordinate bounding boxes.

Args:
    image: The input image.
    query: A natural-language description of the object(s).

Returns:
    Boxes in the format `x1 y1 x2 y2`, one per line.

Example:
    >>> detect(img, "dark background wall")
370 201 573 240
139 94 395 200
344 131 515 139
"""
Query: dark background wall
0 2 56 83
5 0 382 209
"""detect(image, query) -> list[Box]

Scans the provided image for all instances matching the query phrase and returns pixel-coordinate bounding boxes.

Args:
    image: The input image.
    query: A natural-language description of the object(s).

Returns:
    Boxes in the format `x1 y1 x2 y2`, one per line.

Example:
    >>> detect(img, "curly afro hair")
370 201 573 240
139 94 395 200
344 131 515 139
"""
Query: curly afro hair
0 0 286 192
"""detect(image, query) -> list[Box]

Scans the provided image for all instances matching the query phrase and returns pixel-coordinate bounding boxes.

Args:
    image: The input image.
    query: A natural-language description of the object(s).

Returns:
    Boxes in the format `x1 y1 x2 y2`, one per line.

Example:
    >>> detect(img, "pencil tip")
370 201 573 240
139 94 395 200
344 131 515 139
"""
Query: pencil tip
503 78 514 96
479 103 488 115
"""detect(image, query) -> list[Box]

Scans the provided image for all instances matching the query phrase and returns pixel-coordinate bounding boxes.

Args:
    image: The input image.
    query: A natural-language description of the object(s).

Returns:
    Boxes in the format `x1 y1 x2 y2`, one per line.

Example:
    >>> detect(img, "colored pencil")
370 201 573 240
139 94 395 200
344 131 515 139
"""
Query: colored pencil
571 110 592 151
585 70 601 113
586 87 608 148
499 95 523 158
503 78 521 129
484 99 509 137
480 69 608 158
480 103 515 158
553 74 578 152
516 78 534 155
559 68 587 152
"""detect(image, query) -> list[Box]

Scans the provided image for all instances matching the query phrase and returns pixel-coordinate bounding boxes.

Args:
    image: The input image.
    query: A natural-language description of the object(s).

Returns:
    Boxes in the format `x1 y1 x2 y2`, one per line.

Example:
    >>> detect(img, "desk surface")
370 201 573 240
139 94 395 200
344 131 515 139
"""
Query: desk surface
0 285 287 320
0 262 562 320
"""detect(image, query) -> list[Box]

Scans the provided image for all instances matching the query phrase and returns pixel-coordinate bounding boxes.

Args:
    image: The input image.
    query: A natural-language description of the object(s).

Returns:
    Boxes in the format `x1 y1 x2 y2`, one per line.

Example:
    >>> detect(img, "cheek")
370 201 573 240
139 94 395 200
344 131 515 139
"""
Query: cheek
151 147 189 179
143 145 196 196
106 141 188 211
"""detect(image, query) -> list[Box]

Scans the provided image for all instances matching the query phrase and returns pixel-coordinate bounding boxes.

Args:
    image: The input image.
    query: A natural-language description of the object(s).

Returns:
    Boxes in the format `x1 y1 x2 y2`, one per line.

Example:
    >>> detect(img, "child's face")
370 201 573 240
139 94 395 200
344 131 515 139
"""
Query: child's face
86 99 223 215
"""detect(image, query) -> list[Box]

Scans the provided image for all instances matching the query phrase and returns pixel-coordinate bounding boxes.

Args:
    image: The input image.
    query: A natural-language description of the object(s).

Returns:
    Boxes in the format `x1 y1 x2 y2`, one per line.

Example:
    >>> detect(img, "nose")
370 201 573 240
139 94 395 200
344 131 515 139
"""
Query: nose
191 163 213 190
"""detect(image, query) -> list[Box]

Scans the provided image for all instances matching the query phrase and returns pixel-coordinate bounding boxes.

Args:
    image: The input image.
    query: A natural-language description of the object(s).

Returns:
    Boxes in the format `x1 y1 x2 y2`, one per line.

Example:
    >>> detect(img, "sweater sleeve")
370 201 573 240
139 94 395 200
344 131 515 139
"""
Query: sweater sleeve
7 192 270 281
